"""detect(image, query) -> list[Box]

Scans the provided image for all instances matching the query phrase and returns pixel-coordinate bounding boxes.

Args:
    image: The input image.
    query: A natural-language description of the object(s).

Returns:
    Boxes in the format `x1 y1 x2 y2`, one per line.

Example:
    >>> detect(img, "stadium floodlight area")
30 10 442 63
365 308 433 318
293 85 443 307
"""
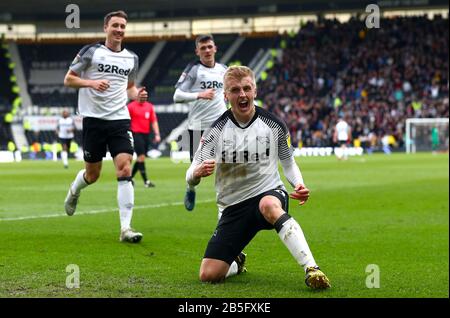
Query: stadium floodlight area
405 118 449 153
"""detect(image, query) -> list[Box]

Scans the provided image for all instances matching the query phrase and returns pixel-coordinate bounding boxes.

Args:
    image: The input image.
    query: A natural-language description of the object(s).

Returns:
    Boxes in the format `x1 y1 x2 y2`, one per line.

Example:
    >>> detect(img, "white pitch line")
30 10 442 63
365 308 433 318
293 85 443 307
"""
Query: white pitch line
0 199 215 222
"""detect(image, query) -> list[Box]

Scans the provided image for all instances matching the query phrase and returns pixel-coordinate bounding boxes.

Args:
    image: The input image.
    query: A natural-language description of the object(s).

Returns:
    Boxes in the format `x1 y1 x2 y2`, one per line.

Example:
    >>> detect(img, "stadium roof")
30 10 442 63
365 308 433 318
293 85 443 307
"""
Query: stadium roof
1 0 448 22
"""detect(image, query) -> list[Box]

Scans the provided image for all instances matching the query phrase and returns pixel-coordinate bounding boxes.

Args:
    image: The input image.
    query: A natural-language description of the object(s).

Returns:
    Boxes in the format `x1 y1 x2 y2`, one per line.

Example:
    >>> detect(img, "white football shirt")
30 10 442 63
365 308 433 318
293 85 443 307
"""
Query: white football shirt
57 117 75 139
189 107 299 212
175 61 227 130
70 43 138 120
336 120 350 141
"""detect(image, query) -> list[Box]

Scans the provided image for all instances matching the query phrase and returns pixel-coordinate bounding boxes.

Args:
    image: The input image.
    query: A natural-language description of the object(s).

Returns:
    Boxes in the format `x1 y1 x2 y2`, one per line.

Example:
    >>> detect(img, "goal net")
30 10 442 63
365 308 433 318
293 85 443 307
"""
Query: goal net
405 118 449 153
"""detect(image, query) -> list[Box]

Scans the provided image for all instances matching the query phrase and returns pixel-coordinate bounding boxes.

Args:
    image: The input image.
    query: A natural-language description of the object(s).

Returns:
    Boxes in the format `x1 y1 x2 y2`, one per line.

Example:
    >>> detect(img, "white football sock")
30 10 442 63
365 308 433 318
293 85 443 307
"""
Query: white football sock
61 151 68 166
278 217 317 271
118 180 134 231
71 169 89 195
187 183 196 192
225 261 238 278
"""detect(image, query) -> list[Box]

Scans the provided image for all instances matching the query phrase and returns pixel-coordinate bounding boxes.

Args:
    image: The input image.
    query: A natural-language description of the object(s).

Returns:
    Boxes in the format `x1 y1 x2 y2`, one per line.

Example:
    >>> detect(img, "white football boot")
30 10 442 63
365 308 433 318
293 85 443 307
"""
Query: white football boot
64 185 80 216
120 228 143 243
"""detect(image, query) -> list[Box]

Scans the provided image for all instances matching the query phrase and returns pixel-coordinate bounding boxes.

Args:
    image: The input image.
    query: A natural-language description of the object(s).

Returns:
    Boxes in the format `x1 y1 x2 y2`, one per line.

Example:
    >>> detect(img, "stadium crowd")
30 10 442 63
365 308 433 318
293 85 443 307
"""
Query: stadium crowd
259 15 449 151
1 15 449 154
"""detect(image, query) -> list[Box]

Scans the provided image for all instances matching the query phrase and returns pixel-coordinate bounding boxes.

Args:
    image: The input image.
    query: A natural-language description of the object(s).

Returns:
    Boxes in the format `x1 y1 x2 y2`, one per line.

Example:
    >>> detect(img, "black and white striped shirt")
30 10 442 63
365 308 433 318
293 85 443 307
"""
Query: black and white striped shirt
187 107 304 211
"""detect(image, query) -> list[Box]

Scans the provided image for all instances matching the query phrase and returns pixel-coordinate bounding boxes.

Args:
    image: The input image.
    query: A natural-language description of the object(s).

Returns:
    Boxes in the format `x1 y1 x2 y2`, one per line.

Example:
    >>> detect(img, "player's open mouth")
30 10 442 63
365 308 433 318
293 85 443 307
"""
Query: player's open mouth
238 100 249 109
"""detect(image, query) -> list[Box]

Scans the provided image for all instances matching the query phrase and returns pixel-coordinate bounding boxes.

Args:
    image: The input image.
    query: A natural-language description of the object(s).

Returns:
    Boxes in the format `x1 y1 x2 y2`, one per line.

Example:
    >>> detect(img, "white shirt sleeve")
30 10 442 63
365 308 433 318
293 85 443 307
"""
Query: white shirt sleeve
70 44 96 74
280 156 304 188
186 162 201 186
173 88 199 103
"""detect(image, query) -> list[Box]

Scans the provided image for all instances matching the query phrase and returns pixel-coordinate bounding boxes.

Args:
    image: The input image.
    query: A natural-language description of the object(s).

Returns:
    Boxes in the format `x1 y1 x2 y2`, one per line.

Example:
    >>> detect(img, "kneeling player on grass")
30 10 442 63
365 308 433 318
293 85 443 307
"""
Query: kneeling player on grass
186 66 330 289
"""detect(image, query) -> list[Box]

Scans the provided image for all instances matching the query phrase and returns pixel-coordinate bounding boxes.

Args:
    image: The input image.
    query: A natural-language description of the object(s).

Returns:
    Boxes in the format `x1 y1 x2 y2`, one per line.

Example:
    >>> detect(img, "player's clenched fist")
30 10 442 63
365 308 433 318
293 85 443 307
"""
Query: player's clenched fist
289 184 310 205
194 159 216 178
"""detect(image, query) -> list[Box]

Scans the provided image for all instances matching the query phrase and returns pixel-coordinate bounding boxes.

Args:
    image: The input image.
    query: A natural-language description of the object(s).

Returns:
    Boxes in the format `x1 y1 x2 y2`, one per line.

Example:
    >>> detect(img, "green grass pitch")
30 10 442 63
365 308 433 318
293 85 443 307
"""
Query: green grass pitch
0 153 448 298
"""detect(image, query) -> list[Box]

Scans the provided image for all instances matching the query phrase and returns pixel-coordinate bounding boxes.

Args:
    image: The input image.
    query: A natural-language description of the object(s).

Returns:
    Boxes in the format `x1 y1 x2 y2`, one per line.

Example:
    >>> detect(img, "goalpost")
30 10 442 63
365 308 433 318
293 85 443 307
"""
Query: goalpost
405 118 449 153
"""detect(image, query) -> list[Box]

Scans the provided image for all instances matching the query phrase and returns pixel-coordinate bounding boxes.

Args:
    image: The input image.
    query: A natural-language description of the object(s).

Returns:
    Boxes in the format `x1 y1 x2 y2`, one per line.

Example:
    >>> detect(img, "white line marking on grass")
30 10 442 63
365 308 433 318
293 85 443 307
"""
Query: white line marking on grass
0 199 215 222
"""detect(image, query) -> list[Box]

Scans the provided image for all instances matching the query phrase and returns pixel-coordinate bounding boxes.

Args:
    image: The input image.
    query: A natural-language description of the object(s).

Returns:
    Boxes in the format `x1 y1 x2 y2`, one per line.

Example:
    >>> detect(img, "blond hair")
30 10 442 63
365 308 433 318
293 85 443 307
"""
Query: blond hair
223 65 256 90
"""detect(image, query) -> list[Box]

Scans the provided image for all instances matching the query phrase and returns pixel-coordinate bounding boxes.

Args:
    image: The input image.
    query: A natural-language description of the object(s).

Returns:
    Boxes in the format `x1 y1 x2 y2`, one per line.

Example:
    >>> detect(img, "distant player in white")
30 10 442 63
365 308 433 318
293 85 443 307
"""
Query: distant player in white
56 110 75 169
186 66 330 289
63 10 148 243
333 116 352 160
173 34 227 211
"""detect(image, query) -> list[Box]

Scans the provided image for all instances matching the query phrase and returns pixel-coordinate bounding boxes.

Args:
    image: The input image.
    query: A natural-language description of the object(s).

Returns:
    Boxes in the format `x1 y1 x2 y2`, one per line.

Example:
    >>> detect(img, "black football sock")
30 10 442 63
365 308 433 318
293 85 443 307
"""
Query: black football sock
138 162 148 183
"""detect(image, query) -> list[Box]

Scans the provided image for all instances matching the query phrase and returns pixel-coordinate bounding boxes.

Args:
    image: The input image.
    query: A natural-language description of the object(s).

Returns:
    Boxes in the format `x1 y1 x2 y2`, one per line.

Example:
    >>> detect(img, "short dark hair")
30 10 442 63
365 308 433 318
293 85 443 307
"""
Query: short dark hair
195 34 214 47
104 10 128 26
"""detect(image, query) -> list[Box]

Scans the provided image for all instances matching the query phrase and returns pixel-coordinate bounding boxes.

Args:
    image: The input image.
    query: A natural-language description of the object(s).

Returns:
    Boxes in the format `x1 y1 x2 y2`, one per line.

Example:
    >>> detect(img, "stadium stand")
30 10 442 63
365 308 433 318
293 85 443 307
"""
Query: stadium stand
142 38 192 105
228 33 280 66
0 37 16 150
258 16 449 151
23 126 82 147
18 41 154 109
2 15 448 154
18 43 81 109
156 112 188 141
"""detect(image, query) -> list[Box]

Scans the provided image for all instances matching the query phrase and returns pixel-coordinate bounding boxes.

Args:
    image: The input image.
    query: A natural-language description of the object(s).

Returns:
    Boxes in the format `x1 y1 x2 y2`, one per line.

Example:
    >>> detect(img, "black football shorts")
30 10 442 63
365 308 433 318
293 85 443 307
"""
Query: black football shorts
82 117 134 163
59 138 72 150
132 132 150 156
203 188 289 265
